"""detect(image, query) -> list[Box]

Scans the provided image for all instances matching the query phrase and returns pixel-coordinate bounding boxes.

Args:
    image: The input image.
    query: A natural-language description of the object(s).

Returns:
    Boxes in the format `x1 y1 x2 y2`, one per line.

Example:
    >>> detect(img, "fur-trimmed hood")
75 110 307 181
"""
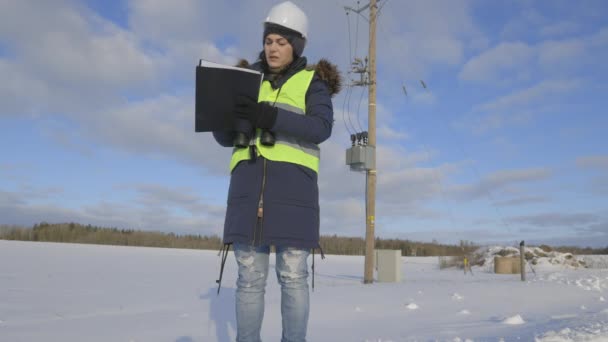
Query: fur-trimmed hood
236 58 342 97
307 59 342 97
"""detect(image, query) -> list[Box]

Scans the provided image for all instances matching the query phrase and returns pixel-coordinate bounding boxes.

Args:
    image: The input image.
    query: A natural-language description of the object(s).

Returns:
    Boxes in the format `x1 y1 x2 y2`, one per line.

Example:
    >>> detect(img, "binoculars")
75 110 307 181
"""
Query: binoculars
234 130 275 148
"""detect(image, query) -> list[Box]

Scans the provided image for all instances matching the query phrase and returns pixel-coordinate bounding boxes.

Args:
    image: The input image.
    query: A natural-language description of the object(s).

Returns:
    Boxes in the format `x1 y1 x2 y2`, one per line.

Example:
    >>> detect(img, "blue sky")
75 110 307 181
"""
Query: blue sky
1 0 607 247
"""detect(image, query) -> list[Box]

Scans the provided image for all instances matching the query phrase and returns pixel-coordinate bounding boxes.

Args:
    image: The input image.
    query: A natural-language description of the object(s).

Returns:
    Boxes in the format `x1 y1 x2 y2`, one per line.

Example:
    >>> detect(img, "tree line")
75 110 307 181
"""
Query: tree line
320 235 479 256
0 222 223 250
1 222 607 255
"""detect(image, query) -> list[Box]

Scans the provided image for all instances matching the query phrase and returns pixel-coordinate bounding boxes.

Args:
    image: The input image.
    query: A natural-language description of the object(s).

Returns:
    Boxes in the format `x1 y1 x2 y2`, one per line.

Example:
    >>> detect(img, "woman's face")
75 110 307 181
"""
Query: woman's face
264 33 294 72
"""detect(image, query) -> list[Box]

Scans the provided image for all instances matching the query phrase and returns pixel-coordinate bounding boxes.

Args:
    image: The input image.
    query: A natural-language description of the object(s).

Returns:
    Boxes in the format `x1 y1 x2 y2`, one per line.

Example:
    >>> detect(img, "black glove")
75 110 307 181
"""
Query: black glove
235 95 278 130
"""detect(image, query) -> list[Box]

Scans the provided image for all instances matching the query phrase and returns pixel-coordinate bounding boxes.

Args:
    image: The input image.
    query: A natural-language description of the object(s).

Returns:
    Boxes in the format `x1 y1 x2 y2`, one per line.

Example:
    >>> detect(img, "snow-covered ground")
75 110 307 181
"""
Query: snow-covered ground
1 240 607 342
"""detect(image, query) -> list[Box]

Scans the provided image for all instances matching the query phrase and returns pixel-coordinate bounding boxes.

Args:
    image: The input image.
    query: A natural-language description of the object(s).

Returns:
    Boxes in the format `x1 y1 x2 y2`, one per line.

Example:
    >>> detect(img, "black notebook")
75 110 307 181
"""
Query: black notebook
195 59 263 132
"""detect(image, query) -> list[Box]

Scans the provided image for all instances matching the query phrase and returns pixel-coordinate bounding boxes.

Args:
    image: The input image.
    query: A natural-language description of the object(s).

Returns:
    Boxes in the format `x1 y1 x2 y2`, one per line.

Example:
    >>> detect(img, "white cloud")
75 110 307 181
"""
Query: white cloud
460 27 607 84
459 42 535 83
508 212 599 228
1 1 157 87
85 95 232 175
377 125 408 141
132 184 225 217
540 21 580 37
128 0 207 42
0 59 52 116
0 185 224 236
474 79 580 113
448 168 551 200
378 167 446 203
456 79 580 134
538 39 587 70
493 195 548 207
577 155 608 170
0 190 26 206
590 27 608 46
411 90 437 105
576 155 608 195
371 0 484 79
320 197 366 236
500 8 546 39
0 1 163 118
378 145 437 171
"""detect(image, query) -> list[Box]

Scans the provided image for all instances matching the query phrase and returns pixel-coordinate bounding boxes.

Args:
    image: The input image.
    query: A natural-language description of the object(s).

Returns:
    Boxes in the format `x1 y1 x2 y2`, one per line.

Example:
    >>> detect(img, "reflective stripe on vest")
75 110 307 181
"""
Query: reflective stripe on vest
229 69 320 173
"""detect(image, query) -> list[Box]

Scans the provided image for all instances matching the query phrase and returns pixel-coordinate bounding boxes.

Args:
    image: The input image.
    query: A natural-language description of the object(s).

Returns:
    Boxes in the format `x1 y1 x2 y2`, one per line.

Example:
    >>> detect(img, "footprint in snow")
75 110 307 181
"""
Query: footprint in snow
405 303 419 310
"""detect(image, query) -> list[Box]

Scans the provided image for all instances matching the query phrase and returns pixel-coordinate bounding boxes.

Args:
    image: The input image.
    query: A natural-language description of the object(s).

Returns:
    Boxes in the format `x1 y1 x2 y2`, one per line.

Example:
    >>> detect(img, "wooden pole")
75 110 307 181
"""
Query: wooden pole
364 0 377 284
520 240 526 281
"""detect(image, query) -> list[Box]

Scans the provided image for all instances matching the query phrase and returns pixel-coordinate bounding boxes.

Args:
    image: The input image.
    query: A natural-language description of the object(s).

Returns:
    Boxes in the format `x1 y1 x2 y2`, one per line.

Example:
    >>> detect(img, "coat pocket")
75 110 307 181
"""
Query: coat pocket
266 161 318 207
263 202 319 242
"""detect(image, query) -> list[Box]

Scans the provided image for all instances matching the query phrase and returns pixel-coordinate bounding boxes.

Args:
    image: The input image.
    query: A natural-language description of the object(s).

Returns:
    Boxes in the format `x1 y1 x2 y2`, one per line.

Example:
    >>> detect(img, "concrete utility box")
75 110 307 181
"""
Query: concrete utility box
494 256 521 274
346 145 376 171
376 249 401 282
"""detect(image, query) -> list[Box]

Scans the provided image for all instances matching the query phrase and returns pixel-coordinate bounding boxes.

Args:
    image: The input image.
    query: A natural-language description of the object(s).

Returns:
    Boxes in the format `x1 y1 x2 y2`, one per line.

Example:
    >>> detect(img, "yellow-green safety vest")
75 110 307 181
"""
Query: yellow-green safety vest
229 69 321 173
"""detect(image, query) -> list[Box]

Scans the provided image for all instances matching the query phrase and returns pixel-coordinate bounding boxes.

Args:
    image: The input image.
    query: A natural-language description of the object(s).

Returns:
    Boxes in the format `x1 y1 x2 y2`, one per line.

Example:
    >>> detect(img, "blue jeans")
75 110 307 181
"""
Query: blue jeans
233 243 310 342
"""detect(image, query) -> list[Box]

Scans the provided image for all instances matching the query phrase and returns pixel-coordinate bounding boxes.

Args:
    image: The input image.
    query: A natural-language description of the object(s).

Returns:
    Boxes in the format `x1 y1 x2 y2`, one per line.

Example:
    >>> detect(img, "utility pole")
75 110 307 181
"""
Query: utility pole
344 1 428 283
364 0 377 284
344 0 378 284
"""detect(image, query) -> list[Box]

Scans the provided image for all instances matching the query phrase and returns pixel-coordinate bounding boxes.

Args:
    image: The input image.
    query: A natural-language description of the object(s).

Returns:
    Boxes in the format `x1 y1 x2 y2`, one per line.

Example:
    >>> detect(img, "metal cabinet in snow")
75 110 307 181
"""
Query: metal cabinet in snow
375 249 401 282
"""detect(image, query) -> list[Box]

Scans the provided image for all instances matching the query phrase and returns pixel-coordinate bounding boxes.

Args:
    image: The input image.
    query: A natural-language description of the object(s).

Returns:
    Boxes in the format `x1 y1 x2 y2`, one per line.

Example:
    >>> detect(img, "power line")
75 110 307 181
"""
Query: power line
354 1 360 59
356 86 366 132
341 85 356 135
346 10 353 65
343 2 368 137
377 0 390 17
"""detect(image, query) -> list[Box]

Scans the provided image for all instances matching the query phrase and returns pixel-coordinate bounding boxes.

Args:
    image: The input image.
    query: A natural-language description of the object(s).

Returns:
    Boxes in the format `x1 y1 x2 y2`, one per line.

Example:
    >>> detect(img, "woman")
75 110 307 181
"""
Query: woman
213 2 341 341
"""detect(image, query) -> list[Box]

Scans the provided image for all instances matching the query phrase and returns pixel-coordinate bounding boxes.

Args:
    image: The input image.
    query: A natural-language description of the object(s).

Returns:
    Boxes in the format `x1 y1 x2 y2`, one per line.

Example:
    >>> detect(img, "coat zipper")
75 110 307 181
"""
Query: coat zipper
253 156 267 246
251 85 282 246
253 87 283 246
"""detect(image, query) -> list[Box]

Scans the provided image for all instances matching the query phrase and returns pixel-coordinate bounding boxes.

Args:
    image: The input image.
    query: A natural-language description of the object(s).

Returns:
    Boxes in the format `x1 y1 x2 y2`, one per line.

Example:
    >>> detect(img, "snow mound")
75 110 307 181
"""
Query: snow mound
473 245 587 270
405 303 419 310
535 323 608 341
577 255 608 269
458 309 471 315
502 314 525 325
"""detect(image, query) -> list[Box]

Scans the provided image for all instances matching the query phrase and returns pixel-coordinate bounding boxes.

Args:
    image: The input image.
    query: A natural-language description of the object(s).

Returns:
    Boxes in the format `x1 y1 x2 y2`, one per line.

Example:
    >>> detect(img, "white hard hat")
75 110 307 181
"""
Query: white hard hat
264 1 308 39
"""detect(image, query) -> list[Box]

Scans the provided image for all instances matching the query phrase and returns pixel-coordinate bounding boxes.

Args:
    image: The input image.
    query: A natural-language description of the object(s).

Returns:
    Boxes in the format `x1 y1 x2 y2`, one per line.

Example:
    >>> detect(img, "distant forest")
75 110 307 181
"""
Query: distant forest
1 222 606 256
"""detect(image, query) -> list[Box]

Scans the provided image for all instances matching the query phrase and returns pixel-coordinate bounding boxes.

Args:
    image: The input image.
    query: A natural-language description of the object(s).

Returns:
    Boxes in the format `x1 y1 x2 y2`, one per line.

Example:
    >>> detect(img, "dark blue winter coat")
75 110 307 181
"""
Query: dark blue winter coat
213 56 341 249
